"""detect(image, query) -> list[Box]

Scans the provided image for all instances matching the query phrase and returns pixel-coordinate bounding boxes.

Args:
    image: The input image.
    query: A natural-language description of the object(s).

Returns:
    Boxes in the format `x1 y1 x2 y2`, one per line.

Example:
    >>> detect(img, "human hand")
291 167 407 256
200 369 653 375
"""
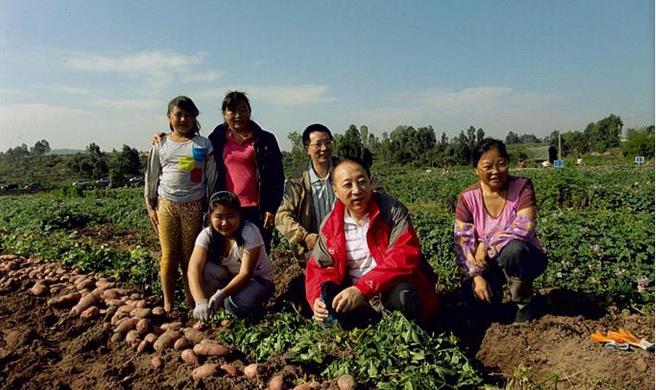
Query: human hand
474 243 488 269
193 299 210 321
151 132 167 147
332 286 365 313
304 233 318 250
262 211 275 229
208 289 225 311
472 275 493 303
147 207 159 233
312 297 329 322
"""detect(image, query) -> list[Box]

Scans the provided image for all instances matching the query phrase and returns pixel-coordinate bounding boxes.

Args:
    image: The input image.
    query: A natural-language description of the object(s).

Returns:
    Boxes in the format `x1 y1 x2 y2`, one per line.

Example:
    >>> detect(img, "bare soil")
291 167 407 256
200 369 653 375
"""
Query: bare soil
1 252 653 390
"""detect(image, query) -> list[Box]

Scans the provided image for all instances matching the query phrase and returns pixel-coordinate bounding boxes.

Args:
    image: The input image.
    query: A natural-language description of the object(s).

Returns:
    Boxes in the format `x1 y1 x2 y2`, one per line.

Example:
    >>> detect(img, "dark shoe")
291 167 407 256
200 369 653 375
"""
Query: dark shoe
513 304 534 325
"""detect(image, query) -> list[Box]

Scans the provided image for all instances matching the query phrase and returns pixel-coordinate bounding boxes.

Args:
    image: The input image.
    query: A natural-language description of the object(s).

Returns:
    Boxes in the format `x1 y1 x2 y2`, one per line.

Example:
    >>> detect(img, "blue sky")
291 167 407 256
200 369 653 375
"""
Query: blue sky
0 0 653 152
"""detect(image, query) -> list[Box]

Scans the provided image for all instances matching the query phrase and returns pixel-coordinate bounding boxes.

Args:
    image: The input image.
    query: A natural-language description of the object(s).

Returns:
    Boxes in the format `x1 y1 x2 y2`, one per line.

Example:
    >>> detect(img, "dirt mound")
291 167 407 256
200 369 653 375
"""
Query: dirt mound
1 254 654 389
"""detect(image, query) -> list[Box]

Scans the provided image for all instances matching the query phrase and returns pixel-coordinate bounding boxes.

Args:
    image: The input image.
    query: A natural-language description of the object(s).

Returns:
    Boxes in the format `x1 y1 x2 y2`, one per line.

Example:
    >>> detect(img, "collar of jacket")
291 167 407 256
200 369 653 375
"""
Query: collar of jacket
211 120 265 144
322 193 382 237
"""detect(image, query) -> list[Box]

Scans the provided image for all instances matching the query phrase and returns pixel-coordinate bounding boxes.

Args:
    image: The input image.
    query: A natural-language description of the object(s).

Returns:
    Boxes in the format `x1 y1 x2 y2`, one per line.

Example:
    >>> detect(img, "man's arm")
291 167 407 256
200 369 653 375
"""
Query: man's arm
274 181 310 247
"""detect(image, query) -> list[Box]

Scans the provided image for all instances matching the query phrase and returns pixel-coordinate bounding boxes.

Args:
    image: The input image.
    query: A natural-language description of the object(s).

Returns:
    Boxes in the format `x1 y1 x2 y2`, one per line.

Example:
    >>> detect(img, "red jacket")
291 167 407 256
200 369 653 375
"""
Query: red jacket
305 192 438 323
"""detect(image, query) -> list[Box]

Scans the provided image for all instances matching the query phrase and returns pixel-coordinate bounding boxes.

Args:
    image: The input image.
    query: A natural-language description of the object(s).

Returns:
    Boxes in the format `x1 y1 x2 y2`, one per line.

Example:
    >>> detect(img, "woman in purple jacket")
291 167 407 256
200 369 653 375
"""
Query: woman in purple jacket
454 138 547 324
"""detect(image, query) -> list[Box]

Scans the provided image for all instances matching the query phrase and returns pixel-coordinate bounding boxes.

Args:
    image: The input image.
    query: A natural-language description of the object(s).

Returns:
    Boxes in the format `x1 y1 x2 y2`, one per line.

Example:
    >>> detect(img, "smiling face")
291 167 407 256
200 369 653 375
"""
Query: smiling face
475 147 510 191
210 203 241 238
168 106 196 135
223 101 251 133
332 161 372 218
306 130 333 168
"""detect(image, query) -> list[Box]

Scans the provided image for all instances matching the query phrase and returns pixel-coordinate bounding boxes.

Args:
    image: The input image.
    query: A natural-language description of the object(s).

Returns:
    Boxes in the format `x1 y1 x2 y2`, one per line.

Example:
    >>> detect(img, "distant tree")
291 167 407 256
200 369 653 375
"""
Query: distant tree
283 131 307 175
584 114 623 152
518 134 541 144
6 143 30 159
360 125 369 148
69 143 109 179
622 126 655 158
109 145 141 186
561 131 588 157
31 140 51 156
505 131 521 144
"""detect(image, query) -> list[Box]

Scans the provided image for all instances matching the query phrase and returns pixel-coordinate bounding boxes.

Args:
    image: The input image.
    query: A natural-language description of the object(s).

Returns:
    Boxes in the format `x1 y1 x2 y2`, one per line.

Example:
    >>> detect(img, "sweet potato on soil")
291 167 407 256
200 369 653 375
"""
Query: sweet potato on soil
144 333 158 343
337 375 356 390
153 330 182 351
150 355 163 369
221 363 239 376
193 341 229 357
103 288 128 300
192 363 219 380
70 292 102 317
130 308 151 319
244 363 264 379
182 328 205 344
47 292 81 308
137 339 152 354
80 306 100 319
180 349 198 365
30 282 49 296
125 329 140 344
136 318 150 334
115 317 139 335
151 306 166 317
160 322 182 331
268 375 285 390
173 336 191 351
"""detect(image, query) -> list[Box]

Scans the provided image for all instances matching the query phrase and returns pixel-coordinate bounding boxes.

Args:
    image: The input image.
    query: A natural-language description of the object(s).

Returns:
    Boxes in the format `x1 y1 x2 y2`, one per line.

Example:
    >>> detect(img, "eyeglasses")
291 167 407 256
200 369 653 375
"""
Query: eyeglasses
308 140 333 149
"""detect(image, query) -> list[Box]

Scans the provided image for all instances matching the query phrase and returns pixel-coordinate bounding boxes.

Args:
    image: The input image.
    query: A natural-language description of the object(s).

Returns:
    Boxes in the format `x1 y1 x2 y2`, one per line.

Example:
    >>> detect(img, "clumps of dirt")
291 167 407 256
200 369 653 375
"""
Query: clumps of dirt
71 224 159 252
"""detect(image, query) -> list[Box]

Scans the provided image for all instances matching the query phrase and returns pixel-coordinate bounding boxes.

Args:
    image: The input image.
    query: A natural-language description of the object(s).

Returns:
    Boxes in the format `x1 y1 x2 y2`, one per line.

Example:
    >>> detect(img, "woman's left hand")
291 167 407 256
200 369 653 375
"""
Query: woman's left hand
263 211 275 229
332 286 365 313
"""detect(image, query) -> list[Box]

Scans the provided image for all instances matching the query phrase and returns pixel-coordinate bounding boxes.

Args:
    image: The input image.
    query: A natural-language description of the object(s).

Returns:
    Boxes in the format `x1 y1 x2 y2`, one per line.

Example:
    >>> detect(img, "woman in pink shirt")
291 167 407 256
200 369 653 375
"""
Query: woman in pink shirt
454 138 547 324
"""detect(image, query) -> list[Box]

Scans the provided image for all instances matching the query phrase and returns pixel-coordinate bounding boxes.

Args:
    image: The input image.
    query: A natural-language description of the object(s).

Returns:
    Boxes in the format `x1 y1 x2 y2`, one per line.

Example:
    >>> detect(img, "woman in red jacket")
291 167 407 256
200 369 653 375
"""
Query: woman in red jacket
305 159 438 328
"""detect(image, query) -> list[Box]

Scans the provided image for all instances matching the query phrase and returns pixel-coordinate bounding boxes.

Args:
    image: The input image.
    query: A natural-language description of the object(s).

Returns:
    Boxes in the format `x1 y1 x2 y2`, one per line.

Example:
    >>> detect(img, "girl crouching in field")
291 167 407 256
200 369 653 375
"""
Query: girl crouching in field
189 191 274 321
145 96 216 313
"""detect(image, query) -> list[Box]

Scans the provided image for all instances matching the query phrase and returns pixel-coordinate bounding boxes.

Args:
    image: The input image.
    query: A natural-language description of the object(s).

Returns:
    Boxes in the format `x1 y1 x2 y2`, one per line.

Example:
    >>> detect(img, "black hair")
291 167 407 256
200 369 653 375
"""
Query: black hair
471 138 510 167
302 123 333 146
167 96 201 135
221 91 252 113
207 191 245 260
329 158 371 185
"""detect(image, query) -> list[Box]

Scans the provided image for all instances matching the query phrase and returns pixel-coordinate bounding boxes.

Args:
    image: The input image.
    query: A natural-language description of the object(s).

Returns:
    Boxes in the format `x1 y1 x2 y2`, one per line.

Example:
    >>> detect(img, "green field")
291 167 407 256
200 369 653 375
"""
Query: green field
0 161 653 388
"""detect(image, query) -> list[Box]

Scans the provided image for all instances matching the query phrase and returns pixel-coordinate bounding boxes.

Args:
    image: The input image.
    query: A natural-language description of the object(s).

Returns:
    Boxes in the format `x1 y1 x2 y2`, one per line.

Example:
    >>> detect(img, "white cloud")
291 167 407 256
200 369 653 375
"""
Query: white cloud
0 88 29 96
68 50 205 74
195 84 335 108
92 98 162 110
38 84 90 95
181 69 224 83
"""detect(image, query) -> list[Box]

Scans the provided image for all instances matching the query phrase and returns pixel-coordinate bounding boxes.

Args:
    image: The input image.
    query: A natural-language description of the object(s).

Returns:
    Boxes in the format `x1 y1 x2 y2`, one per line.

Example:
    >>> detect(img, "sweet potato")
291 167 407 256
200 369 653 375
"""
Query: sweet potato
103 288 128 300
244 363 264 379
136 318 150 334
75 278 95 291
70 292 102 317
180 349 198 365
115 317 139 335
151 306 166 317
193 342 229 357
192 363 219 380
130 308 151 319
47 292 81 308
105 298 123 307
293 384 311 390
150 355 163 369
174 336 191 351
144 333 158 343
111 332 124 343
160 322 182 331
95 278 115 290
153 330 182 351
268 375 285 390
30 282 49 296
125 329 140 344
337 375 356 390
192 321 205 330
137 339 152 354
80 306 100 319
182 328 205 344
135 300 147 308
221 363 239 376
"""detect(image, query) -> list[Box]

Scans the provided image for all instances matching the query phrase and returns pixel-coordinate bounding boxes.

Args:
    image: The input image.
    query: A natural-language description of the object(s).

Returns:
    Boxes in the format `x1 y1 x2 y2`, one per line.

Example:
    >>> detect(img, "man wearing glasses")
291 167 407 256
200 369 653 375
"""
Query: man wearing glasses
276 124 337 262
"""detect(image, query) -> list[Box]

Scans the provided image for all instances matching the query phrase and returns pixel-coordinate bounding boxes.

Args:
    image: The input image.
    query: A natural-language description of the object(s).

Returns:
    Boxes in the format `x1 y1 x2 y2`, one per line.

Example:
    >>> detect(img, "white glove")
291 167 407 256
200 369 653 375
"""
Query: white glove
208 289 225 311
193 299 210 321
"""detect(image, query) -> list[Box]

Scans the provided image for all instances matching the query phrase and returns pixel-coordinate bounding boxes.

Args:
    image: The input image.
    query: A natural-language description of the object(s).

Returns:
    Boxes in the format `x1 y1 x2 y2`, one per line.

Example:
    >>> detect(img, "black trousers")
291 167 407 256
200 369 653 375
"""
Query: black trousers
320 279 420 328
480 239 548 304
241 206 273 254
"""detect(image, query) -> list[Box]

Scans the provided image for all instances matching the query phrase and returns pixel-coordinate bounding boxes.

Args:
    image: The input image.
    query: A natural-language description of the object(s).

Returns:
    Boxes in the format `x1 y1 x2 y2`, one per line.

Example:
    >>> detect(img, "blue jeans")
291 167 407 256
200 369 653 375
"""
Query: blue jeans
203 262 273 318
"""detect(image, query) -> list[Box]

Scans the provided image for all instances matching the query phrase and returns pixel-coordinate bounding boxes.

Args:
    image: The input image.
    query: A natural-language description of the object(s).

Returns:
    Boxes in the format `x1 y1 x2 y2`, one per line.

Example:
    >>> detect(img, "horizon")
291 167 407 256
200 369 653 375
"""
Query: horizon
0 1 653 153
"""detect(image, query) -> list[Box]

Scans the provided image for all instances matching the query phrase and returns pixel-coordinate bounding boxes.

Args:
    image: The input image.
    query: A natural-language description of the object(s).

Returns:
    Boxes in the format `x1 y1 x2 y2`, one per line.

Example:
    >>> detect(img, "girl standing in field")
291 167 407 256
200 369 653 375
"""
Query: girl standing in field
145 96 216 313
188 191 274 321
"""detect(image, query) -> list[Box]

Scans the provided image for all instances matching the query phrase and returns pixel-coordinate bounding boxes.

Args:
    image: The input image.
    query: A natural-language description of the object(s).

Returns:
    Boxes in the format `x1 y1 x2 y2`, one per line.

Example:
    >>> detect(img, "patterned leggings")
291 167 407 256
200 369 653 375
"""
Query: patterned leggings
157 198 204 309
